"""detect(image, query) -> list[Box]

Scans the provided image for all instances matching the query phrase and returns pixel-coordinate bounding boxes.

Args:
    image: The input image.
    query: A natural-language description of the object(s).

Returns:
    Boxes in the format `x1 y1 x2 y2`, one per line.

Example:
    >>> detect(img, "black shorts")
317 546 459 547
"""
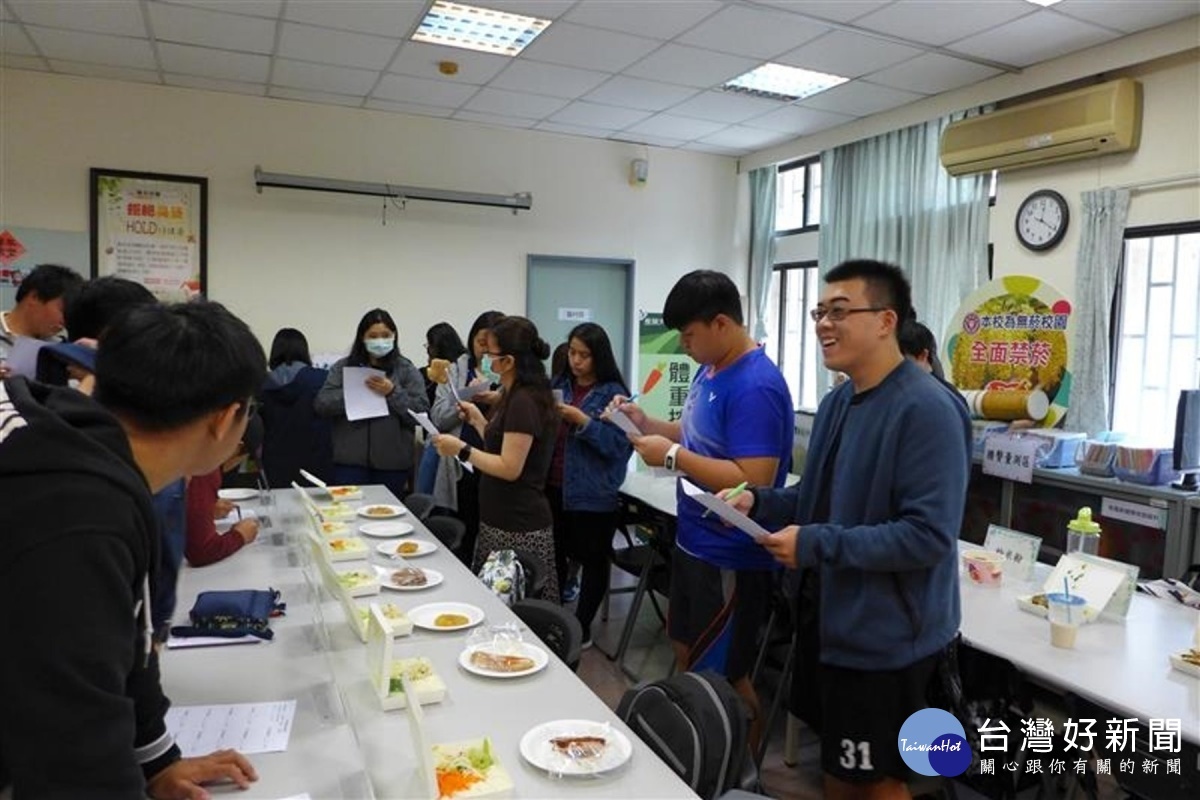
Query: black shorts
666 547 772 682
817 650 941 784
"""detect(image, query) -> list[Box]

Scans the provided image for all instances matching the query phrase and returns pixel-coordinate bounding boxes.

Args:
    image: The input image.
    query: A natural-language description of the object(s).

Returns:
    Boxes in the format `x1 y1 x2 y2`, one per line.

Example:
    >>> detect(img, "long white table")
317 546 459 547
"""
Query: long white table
163 486 698 800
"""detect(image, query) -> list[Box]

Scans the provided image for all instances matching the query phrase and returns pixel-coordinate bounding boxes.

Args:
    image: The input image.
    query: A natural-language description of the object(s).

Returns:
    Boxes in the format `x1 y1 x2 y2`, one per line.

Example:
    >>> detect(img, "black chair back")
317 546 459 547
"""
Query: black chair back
511 598 582 671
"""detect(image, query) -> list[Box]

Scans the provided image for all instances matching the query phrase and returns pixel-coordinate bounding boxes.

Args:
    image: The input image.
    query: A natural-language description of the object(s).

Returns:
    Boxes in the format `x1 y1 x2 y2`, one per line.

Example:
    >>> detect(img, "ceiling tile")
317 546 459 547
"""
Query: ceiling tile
278 22 398 71
535 121 622 137
622 44 759 89
2 54 49 71
283 0 424 37
372 73 479 108
268 86 364 108
272 58 378 95
452 109 537 129
668 90 786 124
547 101 653 129
582 75 699 112
1054 0 1200 34
680 141 744 156
747 1 892 24
165 73 267 96
853 0 1035 47
50 60 161 85
160 1 283 20
564 0 723 40
479 1 576 19
677 5 830 59
390 42 510 85
698 125 792 150
27 26 158 70
489 60 611 100
624 113 729 140
743 104 855 134
148 2 277 54
0 21 39 56
365 98 456 117
157 41 270 82
461 86 568 119
950 11 1121 68
866 53 1001 95
777 30 923 78
9 0 145 37
609 133 688 149
520 22 660 72
798 79 926 115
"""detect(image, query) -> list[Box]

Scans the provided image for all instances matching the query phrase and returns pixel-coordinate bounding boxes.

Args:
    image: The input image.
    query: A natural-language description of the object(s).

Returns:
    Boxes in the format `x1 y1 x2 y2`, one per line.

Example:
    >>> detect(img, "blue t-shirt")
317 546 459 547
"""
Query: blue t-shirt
676 347 793 570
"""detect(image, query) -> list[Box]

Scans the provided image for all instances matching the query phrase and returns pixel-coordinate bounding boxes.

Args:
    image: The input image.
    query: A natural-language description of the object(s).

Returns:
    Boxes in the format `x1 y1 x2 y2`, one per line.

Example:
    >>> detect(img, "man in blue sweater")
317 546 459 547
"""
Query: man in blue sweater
728 260 971 799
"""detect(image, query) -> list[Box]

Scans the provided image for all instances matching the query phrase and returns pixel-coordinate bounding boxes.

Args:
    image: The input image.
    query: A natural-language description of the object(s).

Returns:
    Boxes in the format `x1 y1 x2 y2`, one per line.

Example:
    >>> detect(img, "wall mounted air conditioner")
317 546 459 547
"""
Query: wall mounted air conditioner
940 78 1141 176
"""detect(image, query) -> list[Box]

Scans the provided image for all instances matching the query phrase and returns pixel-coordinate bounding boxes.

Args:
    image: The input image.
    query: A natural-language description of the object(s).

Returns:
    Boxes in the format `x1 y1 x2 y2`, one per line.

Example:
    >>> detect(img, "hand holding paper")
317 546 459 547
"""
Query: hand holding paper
604 406 643 437
343 367 388 421
681 480 771 544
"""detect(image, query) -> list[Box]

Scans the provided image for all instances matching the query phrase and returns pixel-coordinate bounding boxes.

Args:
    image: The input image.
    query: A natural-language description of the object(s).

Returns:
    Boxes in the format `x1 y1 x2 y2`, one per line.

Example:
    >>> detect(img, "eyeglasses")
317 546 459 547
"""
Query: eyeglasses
809 306 888 323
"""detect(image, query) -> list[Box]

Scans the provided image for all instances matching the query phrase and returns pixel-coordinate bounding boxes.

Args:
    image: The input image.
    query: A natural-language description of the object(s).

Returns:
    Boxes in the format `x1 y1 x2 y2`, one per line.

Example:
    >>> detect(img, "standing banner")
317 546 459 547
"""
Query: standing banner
636 310 696 428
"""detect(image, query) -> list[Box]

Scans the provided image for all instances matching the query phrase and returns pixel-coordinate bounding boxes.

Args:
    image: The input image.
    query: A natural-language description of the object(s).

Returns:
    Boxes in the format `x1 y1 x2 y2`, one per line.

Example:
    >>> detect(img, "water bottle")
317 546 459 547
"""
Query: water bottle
1066 506 1101 555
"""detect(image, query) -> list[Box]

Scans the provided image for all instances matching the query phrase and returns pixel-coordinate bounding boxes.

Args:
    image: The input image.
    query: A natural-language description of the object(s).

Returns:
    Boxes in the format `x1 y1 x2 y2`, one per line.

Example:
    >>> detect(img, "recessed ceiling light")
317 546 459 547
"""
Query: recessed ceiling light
1024 0 1064 7
412 1 551 58
722 63 849 103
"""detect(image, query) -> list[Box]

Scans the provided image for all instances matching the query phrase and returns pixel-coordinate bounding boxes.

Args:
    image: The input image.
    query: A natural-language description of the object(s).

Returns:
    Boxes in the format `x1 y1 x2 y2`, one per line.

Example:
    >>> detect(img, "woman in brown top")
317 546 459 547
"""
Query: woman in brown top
434 316 560 600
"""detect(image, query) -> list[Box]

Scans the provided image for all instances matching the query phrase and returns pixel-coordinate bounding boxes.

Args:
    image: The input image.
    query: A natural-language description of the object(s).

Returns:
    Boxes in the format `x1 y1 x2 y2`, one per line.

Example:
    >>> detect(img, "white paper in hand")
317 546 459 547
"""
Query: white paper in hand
343 367 389 421
605 407 643 436
681 480 770 544
407 410 473 472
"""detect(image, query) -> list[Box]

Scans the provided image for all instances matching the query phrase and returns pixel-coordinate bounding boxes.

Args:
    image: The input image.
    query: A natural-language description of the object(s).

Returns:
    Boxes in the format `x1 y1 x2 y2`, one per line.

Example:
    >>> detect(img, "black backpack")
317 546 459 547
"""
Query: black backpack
616 671 749 800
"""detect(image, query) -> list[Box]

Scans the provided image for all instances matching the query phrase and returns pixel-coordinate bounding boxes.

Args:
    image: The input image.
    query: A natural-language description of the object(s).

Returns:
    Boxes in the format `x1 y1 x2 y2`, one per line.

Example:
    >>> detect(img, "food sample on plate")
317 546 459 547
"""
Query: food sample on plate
317 504 354 519
1030 593 1049 608
550 735 607 760
328 537 365 553
469 650 535 673
320 520 349 535
391 567 427 587
395 541 421 556
385 657 446 707
1182 649 1200 667
328 485 361 499
435 613 470 628
336 569 378 596
363 505 397 517
433 738 512 799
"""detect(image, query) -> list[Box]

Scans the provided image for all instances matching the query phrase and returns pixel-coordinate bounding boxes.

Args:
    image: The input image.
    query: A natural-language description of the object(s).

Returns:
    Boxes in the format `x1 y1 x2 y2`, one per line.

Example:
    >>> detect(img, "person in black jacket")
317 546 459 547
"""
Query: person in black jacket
0 301 264 799
259 327 333 487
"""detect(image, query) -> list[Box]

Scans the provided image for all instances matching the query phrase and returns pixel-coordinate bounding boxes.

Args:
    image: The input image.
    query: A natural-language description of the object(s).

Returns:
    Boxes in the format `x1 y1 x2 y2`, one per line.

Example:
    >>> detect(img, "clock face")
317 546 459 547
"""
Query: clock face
1016 190 1068 251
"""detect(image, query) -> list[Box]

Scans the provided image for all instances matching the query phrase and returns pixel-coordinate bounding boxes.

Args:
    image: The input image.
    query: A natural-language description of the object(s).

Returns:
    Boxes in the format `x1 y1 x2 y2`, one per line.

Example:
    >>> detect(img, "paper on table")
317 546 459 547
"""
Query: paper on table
165 700 296 757
7 336 49 378
343 366 388 422
407 410 473 471
215 507 257 534
605 407 643 437
166 635 264 649
681 480 771 544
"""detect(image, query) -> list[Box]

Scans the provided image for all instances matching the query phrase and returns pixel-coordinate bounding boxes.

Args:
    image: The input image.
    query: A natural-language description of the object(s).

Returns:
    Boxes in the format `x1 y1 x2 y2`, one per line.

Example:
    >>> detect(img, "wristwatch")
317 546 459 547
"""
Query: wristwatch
664 443 682 472
457 444 473 464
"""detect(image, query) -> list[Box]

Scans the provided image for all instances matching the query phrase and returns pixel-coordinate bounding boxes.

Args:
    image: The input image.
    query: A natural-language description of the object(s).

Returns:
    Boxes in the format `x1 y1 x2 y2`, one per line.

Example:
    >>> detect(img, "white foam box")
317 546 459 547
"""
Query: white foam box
366 607 444 711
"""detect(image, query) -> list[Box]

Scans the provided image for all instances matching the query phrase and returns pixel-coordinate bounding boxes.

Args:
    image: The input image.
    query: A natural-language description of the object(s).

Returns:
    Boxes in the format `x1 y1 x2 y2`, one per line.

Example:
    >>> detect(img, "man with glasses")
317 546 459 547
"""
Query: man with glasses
0 301 265 798
727 260 971 800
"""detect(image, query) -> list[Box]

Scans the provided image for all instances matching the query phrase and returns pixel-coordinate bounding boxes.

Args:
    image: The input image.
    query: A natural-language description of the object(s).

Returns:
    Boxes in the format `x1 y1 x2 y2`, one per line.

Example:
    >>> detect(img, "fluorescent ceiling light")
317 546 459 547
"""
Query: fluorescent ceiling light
1024 0 1064 7
722 63 849 103
412 1 551 57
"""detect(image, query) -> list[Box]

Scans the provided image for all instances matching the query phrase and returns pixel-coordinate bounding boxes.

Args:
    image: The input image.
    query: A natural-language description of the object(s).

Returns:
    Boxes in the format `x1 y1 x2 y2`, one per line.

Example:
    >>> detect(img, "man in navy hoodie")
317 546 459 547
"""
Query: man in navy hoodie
729 260 971 799
0 301 264 799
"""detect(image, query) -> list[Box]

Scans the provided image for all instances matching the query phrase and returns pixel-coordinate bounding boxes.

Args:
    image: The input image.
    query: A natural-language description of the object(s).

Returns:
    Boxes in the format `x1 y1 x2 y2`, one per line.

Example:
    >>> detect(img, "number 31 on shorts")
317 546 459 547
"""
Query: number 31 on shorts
839 740 874 771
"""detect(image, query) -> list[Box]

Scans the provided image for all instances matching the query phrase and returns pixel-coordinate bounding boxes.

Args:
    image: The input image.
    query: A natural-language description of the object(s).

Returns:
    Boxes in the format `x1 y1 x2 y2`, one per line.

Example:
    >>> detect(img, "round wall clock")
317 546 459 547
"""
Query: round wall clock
1015 189 1069 251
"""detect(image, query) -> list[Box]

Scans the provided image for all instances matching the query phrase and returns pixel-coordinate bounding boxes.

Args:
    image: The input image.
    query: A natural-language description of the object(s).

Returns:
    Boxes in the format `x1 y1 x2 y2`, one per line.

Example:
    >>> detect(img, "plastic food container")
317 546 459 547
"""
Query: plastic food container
1113 446 1179 486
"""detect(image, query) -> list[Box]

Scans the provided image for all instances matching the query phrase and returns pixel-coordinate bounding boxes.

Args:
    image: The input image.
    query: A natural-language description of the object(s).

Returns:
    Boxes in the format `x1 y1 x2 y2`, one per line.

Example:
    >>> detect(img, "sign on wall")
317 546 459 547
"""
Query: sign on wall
0 226 89 311
90 168 207 303
636 310 695 427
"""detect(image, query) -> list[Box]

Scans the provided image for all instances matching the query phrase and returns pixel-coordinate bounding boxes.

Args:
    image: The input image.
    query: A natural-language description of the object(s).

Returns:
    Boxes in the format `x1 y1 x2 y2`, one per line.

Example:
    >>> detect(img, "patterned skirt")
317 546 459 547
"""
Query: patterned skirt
474 522 560 603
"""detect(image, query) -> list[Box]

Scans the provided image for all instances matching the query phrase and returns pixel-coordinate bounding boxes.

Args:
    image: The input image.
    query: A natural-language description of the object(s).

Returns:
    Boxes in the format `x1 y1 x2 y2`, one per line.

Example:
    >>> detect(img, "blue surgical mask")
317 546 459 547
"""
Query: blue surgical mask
479 354 500 382
364 337 395 358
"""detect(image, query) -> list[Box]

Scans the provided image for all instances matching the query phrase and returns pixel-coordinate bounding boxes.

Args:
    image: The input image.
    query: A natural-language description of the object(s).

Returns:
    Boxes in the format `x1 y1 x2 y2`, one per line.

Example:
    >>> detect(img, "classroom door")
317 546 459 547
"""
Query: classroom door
526 256 633 382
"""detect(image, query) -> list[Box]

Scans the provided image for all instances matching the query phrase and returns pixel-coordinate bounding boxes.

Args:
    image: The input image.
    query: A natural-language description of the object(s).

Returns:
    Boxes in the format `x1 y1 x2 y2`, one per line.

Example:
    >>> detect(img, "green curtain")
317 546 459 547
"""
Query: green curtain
748 166 777 342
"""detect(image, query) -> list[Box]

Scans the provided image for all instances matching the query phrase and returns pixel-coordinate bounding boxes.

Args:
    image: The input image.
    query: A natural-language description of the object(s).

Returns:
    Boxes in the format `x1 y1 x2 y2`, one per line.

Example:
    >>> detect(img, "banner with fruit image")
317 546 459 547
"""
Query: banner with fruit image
637 310 697 430
90 169 207 303
943 275 1073 428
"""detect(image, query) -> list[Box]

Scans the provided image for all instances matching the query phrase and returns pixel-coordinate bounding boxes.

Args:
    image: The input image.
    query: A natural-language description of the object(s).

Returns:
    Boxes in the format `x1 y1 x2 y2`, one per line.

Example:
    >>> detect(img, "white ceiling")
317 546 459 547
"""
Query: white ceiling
2 0 1197 157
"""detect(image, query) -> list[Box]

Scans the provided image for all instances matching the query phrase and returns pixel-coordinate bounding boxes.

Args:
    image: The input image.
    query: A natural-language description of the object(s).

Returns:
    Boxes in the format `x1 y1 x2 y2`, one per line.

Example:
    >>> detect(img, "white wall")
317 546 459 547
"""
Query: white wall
0 69 741 354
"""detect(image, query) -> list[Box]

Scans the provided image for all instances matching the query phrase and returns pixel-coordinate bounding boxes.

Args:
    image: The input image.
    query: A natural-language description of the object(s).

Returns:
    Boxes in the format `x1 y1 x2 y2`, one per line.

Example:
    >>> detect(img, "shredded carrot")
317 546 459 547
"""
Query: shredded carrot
437 768 482 797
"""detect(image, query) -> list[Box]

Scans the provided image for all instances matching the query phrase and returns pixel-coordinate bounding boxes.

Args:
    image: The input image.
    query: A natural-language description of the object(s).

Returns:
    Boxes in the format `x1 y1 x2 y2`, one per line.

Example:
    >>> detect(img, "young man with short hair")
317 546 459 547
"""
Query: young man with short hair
0 263 84 377
614 269 793 741
0 301 265 798
728 260 972 800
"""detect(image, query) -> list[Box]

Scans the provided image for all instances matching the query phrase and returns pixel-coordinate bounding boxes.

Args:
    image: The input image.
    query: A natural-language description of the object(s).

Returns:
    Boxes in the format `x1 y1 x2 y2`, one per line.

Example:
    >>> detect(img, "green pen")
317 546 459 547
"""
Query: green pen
704 481 748 518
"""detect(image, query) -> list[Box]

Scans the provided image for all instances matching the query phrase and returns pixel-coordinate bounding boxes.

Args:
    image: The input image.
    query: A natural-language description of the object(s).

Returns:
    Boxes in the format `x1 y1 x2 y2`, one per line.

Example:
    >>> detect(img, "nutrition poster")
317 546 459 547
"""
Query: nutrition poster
636 310 696 425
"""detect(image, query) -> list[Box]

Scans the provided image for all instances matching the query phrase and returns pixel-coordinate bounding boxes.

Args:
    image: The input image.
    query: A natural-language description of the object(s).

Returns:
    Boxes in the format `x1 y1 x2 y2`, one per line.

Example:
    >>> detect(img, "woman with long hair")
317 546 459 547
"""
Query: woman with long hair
416 322 468 495
548 323 632 646
434 316 560 599
259 327 333 486
314 309 427 499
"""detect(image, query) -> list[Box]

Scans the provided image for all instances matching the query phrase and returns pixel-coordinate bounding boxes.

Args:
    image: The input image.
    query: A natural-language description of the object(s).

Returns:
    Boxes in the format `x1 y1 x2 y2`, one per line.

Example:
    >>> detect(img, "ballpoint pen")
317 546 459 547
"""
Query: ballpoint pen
703 480 748 518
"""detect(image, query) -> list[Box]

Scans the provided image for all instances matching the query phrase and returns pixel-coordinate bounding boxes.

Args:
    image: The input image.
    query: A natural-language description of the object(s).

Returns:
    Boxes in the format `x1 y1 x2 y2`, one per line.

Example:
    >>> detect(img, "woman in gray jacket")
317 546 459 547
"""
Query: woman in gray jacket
314 308 428 499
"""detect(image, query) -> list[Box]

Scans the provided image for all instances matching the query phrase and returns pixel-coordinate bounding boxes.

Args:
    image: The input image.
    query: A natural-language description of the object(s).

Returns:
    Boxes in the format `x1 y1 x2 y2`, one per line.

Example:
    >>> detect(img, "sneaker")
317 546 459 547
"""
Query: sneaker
561 576 580 603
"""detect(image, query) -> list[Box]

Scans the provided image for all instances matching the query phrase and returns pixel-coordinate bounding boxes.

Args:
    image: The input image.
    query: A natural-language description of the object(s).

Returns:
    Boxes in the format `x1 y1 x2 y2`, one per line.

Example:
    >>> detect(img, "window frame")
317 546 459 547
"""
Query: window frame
770 259 820 412
775 155 821 237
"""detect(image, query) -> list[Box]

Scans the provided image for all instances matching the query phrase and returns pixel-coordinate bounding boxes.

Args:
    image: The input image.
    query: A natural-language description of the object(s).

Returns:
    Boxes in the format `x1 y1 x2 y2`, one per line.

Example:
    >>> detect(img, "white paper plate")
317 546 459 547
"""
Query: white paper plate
409 602 486 632
460 642 549 678
519 720 633 776
358 521 415 538
217 488 257 501
1169 652 1200 678
376 565 443 591
376 539 437 558
357 503 406 519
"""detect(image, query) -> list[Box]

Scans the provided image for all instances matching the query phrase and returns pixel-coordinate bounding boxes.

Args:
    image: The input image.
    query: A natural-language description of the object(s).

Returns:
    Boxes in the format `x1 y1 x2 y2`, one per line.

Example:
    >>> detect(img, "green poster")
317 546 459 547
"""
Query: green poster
637 310 696 425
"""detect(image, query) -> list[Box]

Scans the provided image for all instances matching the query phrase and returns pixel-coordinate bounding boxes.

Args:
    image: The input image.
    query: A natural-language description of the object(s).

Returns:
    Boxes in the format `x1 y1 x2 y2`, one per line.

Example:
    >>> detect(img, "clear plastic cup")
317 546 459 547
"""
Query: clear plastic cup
1046 592 1087 649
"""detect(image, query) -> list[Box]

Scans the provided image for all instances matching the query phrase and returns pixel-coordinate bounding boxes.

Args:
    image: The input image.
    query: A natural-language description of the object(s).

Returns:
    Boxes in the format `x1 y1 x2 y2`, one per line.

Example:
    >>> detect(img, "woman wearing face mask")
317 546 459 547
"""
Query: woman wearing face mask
548 323 633 647
433 316 560 599
315 308 428 499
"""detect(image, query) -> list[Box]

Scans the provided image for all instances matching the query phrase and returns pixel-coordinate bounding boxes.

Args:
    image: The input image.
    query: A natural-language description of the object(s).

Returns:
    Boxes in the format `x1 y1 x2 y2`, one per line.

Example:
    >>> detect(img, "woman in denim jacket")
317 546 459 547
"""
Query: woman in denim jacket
548 322 633 647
